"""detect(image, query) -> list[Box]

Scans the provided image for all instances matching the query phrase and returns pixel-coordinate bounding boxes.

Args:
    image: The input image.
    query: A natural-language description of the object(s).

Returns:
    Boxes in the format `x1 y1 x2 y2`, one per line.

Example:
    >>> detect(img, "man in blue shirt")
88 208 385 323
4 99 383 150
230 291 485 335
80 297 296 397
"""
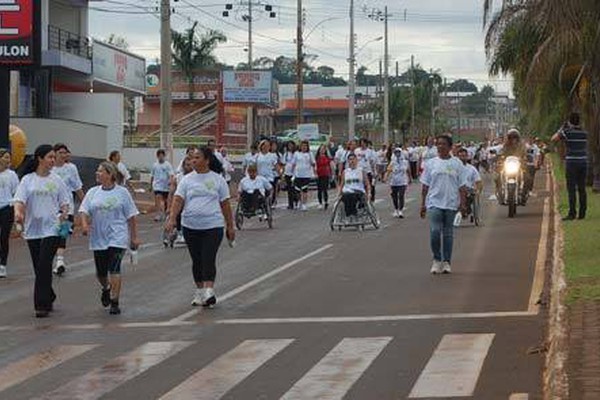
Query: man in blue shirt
552 112 588 220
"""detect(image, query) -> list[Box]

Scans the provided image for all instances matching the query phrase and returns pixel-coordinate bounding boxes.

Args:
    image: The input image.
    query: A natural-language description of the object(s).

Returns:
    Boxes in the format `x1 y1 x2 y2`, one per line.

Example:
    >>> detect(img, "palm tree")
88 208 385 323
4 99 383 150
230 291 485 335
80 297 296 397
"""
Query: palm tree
171 22 227 101
484 0 600 190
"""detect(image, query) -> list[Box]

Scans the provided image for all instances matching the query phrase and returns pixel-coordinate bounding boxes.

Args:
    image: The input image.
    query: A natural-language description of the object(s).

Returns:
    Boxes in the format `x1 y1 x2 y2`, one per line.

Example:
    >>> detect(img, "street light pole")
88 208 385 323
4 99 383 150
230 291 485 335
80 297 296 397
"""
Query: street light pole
296 0 304 125
160 0 173 163
248 0 253 69
383 6 389 145
348 0 356 140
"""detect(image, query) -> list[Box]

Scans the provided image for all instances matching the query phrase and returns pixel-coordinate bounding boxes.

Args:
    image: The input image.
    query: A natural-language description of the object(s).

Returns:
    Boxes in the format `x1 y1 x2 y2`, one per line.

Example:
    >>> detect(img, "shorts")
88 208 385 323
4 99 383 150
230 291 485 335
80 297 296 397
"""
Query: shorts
294 178 311 193
154 191 169 199
94 247 126 277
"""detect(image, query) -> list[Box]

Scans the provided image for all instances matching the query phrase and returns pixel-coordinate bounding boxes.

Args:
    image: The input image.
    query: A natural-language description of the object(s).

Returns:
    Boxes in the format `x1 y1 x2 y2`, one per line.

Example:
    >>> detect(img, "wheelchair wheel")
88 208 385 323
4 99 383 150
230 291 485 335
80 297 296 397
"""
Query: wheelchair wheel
329 199 342 231
266 200 273 229
368 202 381 229
235 204 244 230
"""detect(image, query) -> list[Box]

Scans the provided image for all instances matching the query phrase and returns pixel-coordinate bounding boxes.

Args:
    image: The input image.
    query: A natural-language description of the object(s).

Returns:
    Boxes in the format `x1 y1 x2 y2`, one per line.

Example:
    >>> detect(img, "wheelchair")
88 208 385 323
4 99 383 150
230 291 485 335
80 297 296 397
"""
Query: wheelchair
236 190 273 229
329 191 380 231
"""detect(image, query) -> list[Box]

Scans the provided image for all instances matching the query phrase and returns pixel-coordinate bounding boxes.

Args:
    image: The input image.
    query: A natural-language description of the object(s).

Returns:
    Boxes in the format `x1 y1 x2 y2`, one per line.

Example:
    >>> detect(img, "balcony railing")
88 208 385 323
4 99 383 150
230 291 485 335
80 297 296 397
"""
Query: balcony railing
48 25 92 60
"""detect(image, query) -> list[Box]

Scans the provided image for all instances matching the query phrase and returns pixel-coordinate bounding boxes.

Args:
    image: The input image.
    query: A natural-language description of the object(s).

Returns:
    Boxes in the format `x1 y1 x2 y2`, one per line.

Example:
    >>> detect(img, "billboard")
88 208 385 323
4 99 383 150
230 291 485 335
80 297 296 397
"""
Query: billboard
93 40 146 94
0 0 39 66
223 70 273 104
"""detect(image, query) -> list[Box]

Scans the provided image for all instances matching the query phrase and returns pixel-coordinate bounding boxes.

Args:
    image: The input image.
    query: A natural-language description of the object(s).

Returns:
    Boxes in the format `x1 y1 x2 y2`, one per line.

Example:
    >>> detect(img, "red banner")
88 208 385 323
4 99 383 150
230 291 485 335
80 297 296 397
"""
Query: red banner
0 0 37 65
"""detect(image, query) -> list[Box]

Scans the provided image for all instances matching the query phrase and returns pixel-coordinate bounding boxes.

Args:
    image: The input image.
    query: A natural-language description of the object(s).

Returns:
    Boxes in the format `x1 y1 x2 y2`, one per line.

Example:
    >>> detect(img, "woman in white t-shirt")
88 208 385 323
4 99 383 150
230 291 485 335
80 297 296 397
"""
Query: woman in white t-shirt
151 149 175 222
80 162 140 315
14 144 72 318
292 140 316 211
0 149 19 278
108 150 131 186
338 153 371 218
166 147 235 308
385 148 411 218
420 135 468 275
256 140 278 184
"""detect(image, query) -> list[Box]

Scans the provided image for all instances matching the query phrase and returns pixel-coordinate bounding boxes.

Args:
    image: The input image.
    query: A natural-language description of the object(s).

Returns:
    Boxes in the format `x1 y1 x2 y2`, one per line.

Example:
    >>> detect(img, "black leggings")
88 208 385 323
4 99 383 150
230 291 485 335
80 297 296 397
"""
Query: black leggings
410 161 418 180
57 214 75 249
285 175 295 209
317 176 329 205
27 236 60 311
343 192 363 216
0 206 14 265
367 173 375 202
390 185 407 211
94 247 126 278
183 227 223 283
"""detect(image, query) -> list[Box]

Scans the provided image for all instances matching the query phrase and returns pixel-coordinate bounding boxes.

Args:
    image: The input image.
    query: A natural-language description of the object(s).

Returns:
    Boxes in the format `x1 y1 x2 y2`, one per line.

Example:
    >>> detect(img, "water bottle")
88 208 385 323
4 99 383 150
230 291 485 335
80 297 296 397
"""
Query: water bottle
57 220 73 239
228 239 236 248
129 244 139 265
453 211 463 227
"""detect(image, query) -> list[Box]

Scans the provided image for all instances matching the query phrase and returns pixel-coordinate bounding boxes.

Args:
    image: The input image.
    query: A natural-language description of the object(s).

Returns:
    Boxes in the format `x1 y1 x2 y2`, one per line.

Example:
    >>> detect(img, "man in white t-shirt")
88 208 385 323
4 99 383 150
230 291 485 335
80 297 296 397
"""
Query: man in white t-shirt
151 149 175 222
457 148 483 217
355 139 377 201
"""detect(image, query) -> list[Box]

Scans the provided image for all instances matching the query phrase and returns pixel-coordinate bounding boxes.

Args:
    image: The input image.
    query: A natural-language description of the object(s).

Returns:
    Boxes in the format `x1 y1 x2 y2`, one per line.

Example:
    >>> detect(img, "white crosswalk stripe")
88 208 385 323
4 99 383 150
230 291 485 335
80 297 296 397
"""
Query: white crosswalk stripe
281 337 392 400
0 334 498 399
409 333 495 398
0 345 98 394
37 341 193 400
160 339 294 400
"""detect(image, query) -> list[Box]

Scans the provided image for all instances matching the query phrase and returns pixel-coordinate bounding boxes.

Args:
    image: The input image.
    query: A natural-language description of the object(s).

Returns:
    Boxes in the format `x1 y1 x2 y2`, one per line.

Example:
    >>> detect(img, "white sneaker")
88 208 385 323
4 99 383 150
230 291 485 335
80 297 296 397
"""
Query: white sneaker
53 257 66 276
0 265 6 278
392 210 399 217
430 261 443 274
175 232 186 245
191 288 205 306
442 262 452 274
300 204 307 211
398 210 404 219
201 288 217 307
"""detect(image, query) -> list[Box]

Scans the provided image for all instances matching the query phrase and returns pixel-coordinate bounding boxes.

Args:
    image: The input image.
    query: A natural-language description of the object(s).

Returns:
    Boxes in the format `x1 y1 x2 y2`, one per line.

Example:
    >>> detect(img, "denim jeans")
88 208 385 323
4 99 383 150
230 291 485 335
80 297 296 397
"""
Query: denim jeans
428 207 456 263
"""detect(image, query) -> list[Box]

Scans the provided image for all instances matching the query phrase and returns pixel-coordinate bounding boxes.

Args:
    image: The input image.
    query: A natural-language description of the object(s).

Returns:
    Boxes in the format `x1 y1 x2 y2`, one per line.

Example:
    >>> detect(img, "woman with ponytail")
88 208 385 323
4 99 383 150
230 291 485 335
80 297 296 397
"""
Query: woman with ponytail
13 145 71 318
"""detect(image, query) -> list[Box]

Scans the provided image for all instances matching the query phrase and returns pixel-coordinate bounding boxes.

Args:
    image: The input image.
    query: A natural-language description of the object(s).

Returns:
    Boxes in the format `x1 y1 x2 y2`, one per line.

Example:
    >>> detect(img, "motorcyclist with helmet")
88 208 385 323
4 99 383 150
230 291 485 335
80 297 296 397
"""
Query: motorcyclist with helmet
494 129 529 205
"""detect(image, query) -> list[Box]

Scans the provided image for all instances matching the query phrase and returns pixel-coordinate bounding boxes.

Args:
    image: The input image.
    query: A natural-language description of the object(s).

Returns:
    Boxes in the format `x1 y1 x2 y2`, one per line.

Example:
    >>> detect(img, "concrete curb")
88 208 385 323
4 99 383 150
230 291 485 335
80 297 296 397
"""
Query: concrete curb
543 163 569 399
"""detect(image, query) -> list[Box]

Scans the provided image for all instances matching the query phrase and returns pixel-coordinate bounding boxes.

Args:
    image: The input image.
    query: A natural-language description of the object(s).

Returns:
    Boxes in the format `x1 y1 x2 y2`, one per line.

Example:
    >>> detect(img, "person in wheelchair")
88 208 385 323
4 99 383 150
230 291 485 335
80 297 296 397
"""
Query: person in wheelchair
238 164 272 215
338 153 372 219
457 148 482 215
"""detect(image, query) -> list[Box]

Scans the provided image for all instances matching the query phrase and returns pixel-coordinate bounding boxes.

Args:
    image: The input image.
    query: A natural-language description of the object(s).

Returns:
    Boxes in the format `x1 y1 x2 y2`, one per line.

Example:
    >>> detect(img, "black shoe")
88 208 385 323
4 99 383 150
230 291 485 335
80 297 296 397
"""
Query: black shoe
35 310 50 318
101 287 111 307
562 215 576 221
324 203 328 210
578 215 586 220
109 300 121 315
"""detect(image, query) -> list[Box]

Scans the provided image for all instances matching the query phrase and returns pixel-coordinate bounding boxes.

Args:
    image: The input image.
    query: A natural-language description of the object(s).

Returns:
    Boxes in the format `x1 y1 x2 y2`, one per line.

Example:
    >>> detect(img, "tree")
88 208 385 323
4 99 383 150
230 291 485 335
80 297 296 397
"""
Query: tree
447 79 478 93
484 0 600 190
171 22 227 100
462 85 495 116
106 34 129 50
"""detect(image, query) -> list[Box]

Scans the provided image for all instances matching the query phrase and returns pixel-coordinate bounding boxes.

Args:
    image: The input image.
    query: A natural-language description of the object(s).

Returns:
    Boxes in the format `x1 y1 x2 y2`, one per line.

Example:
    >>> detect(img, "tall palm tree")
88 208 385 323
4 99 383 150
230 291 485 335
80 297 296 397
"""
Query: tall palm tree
171 22 227 100
484 0 600 189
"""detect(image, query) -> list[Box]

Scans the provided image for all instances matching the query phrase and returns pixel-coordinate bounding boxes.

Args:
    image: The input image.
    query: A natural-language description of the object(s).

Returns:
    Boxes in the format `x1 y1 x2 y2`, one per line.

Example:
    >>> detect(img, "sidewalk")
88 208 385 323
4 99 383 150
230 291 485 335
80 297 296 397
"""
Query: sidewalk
552 157 600 399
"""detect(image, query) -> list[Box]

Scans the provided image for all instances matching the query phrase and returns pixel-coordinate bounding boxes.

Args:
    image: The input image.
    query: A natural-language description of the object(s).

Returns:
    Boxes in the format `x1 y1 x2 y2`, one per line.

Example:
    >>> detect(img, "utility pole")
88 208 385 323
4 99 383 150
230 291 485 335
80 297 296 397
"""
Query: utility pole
296 0 304 125
160 0 173 163
383 6 389 144
248 0 253 68
348 0 356 140
410 54 415 141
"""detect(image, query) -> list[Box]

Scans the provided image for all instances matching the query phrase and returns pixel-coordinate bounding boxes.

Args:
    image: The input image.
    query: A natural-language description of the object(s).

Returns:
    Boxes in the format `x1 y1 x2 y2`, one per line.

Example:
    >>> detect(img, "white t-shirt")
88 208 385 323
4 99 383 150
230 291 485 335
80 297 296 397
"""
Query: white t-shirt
388 157 410 187
354 147 376 174
292 152 315 179
151 161 174 192
0 169 19 209
221 155 234 182
256 153 278 182
175 171 230 230
343 167 365 194
421 146 438 164
408 147 420 162
242 152 258 172
52 163 83 193
463 163 482 190
118 162 131 183
80 185 139 251
13 173 72 240
420 157 468 211
376 150 388 165
238 176 273 196
283 152 295 176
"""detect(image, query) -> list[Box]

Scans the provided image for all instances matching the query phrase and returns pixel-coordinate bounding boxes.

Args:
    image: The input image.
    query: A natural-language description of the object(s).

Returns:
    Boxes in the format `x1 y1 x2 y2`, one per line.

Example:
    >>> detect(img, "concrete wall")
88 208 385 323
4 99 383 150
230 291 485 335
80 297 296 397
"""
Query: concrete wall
51 93 124 156
49 0 86 36
11 117 108 159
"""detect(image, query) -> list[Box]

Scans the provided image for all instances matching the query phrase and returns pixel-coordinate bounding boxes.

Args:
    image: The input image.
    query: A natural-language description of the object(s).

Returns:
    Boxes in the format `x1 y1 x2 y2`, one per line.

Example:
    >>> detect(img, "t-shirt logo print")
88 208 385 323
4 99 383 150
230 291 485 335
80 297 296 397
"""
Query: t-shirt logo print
32 181 58 196
98 196 119 212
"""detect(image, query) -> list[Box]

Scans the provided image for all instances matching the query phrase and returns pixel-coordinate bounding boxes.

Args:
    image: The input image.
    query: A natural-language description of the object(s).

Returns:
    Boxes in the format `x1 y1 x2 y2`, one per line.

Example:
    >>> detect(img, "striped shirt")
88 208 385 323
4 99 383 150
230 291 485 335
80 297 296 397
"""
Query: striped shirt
560 127 588 164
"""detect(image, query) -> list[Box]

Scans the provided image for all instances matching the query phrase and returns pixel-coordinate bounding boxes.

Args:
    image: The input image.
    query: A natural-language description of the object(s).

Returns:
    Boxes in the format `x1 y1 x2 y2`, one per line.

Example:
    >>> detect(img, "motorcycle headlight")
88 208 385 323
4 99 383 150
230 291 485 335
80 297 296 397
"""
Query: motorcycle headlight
504 157 521 175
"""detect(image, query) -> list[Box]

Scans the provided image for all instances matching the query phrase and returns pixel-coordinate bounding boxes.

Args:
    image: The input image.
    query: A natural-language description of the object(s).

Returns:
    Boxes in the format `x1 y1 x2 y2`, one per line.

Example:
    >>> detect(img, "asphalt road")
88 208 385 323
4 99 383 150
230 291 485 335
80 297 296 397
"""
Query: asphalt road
0 169 551 400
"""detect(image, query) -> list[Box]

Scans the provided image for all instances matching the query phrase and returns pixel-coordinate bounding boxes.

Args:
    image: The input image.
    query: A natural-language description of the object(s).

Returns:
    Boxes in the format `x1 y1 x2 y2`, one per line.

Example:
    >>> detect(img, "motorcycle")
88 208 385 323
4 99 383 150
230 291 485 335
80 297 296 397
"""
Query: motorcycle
499 156 523 218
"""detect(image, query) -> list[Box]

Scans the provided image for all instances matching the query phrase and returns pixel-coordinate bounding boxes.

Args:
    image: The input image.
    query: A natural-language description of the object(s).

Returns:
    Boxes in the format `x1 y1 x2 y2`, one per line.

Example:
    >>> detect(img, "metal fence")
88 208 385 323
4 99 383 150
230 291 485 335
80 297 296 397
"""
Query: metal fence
48 25 92 59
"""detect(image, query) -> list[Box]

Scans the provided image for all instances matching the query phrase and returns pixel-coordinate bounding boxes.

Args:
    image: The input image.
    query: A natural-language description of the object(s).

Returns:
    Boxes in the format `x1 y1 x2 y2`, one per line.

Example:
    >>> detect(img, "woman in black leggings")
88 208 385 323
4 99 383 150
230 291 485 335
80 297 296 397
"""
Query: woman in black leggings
166 147 235 308
0 149 19 278
14 145 71 318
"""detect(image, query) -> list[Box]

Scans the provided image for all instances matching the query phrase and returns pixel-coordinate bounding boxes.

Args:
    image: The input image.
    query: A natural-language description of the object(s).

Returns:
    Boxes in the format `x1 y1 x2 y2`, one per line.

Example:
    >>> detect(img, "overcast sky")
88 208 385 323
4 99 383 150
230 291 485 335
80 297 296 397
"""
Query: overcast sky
89 0 512 93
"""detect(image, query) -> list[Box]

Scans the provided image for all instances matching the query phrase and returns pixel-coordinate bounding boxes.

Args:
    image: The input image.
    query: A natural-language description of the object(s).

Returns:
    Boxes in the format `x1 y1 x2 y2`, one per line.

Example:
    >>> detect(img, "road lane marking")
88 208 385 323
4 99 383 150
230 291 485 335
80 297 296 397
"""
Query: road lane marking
38 341 192 400
216 311 537 325
528 195 550 313
160 339 293 400
0 345 98 394
168 244 334 323
509 394 529 400
409 333 495 398
281 337 391 400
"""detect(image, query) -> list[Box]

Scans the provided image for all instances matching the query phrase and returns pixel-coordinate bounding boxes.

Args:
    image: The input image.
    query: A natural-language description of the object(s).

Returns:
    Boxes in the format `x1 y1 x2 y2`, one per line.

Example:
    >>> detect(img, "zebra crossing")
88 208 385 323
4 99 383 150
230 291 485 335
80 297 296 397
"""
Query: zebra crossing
0 332 501 399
